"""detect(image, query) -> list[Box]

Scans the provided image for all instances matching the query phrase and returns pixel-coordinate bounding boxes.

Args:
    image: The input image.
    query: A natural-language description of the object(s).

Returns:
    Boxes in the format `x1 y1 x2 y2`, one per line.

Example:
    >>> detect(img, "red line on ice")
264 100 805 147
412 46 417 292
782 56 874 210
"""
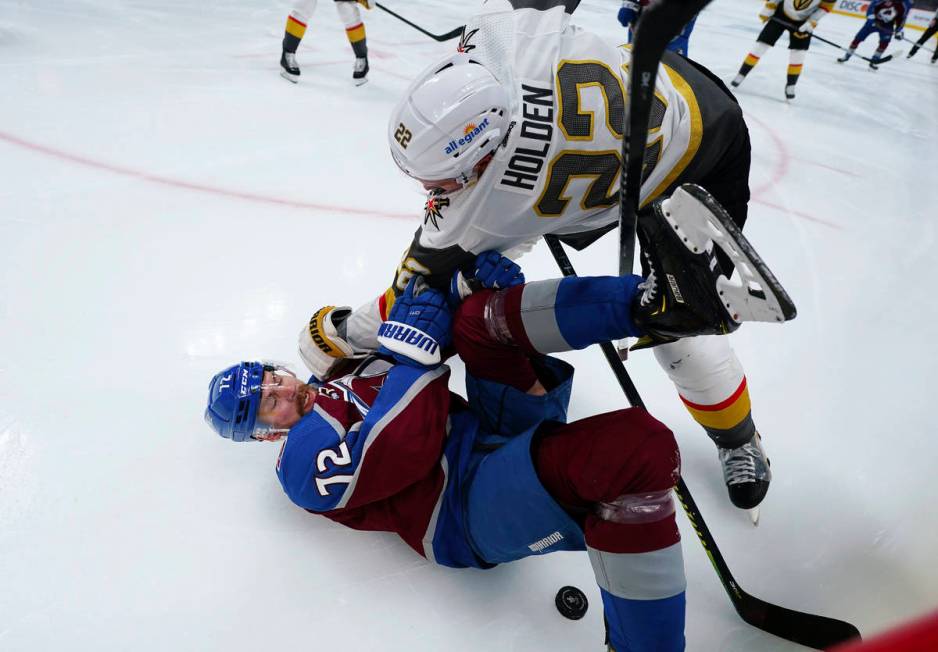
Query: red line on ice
744 112 843 230
0 130 416 220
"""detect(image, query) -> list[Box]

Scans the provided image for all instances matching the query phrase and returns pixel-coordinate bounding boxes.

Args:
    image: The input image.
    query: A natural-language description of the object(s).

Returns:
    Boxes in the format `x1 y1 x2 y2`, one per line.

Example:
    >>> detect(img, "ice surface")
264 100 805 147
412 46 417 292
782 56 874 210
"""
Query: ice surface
1 0 936 650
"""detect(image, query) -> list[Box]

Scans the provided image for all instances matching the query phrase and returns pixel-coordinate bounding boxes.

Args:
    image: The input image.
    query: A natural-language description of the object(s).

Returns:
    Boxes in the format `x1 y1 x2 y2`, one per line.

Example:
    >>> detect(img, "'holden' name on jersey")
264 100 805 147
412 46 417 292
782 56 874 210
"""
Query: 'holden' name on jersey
499 83 554 194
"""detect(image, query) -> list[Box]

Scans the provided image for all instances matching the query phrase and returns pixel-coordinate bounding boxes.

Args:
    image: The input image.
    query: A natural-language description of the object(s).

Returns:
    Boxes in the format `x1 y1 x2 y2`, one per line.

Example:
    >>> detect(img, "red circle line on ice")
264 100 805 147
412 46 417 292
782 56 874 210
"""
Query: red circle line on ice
0 130 416 221
0 124 843 229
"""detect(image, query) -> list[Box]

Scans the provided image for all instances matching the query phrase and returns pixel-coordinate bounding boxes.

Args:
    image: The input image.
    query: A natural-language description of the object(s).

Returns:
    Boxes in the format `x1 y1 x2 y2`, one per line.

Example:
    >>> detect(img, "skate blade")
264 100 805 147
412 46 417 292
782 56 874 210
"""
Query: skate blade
353 77 369 87
659 185 797 325
748 506 760 527
280 70 299 84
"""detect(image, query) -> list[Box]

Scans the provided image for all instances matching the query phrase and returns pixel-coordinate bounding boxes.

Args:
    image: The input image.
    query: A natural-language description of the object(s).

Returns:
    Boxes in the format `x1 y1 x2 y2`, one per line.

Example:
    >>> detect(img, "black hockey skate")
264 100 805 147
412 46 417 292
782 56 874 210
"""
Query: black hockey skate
784 84 796 100
718 431 772 515
631 185 796 349
280 51 300 83
353 57 369 85
837 52 852 63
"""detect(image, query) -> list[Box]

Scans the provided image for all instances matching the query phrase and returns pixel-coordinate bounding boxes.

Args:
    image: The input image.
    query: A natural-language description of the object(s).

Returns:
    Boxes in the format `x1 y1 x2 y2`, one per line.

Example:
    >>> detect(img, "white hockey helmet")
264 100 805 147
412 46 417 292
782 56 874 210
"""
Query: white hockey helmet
388 53 511 184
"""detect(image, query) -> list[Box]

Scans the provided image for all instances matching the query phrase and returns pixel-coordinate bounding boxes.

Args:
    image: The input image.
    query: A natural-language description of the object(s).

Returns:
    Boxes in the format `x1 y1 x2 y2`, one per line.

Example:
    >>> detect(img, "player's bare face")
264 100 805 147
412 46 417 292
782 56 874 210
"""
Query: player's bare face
420 155 495 192
422 177 462 192
257 371 317 432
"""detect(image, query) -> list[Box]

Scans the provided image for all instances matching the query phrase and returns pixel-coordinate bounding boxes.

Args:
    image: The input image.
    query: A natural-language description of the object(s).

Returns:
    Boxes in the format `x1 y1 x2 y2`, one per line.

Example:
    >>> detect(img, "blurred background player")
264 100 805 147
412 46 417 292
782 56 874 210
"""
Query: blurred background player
280 0 372 85
731 0 835 100
617 0 698 56
907 7 938 62
837 0 909 69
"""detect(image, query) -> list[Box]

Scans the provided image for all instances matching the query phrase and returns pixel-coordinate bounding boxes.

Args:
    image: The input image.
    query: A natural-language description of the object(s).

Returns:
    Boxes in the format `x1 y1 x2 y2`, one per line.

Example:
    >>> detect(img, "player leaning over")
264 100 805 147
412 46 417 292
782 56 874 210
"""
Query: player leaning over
280 0 372 85
907 8 938 62
299 0 796 518
731 0 835 99
206 205 793 651
837 0 909 69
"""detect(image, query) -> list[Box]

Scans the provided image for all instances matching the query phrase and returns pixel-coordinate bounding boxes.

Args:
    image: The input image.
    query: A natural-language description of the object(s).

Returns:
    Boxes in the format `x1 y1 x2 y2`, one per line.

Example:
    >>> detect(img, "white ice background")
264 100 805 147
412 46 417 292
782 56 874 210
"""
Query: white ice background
1 0 937 650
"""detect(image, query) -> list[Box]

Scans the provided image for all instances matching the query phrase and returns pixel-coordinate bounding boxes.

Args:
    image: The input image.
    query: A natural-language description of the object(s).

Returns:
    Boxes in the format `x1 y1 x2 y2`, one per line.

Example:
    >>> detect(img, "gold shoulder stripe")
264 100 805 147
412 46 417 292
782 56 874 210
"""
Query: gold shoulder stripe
643 62 703 208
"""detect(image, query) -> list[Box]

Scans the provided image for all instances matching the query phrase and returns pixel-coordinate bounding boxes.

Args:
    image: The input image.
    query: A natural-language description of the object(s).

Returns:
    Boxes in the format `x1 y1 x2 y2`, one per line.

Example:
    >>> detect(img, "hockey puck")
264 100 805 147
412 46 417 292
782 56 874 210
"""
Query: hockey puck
554 585 588 620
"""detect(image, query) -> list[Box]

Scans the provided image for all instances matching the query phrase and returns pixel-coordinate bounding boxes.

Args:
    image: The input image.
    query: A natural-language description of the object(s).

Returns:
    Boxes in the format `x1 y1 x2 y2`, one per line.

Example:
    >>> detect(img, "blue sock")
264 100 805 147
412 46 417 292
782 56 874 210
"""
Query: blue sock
553 275 645 348
601 588 686 652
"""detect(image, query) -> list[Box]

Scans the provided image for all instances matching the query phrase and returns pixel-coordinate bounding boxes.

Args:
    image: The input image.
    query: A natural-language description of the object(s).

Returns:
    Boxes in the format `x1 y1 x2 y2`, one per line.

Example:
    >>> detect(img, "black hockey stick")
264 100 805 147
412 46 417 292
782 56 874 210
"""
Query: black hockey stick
769 17 896 63
592 0 858 644
375 3 464 42
543 234 861 650
898 33 937 57
618 0 707 277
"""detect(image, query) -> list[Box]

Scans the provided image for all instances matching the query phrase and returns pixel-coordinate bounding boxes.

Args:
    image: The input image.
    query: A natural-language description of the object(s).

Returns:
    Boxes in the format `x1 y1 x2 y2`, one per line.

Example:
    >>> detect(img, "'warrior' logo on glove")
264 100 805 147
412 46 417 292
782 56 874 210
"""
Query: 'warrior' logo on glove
377 321 441 366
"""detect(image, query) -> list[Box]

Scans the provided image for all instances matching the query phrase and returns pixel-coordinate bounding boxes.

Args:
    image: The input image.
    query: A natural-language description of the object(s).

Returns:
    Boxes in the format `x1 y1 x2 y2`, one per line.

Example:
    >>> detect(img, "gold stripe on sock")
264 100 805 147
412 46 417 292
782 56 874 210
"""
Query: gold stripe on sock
346 22 366 43
286 15 307 39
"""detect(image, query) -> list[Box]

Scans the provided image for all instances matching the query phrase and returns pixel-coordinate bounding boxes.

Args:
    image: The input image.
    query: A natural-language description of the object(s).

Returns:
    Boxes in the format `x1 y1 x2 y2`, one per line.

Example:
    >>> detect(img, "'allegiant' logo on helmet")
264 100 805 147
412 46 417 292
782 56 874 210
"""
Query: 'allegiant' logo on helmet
443 118 491 155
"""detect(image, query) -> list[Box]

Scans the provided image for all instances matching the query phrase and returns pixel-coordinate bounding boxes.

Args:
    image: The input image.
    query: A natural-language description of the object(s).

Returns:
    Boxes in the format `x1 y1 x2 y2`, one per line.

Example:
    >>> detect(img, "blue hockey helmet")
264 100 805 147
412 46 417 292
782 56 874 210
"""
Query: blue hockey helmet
205 361 296 442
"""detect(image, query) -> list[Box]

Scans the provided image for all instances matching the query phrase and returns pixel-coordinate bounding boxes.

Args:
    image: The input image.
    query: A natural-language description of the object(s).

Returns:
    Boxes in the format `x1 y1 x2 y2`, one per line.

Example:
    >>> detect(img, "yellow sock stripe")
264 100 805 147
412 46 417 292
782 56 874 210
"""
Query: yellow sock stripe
681 379 752 431
744 53 761 66
286 16 307 39
787 64 803 75
346 22 366 43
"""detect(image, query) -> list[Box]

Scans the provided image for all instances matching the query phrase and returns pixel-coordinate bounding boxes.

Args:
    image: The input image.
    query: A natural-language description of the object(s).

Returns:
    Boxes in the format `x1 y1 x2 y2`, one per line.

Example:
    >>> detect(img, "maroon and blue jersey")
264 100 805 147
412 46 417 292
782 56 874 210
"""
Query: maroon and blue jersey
274 350 582 569
276 356 512 568
867 0 908 29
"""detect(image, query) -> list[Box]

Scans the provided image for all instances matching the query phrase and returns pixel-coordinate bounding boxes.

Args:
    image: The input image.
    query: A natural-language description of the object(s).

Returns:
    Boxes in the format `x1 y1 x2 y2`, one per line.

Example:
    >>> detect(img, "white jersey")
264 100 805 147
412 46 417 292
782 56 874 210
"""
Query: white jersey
780 0 833 23
420 2 702 255
342 0 745 353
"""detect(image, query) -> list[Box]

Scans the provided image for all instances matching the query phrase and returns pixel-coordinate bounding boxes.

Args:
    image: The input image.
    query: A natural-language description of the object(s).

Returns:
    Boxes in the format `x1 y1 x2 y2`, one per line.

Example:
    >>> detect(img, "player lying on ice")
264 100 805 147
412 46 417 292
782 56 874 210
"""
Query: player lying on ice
205 187 794 652
298 0 796 520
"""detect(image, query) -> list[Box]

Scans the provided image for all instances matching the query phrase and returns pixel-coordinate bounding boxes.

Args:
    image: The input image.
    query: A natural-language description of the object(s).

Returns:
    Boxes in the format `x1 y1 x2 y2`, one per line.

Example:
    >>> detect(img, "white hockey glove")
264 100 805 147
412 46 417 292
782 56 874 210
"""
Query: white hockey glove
298 306 359 381
800 7 825 33
758 2 776 23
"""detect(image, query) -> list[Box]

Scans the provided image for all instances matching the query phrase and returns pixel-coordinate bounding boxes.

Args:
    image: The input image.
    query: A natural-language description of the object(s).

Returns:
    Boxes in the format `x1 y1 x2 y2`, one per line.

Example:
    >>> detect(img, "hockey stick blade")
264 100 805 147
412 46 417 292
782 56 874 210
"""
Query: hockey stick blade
771 20 893 64
662 184 797 323
375 3 463 42
676 478 861 650
737 593 862 649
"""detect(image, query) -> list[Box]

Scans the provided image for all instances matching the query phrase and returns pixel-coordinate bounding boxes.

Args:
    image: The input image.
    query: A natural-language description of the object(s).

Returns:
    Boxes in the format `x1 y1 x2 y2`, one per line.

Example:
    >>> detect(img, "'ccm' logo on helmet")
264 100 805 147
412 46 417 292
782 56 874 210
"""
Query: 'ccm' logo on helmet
394 123 413 149
443 118 490 155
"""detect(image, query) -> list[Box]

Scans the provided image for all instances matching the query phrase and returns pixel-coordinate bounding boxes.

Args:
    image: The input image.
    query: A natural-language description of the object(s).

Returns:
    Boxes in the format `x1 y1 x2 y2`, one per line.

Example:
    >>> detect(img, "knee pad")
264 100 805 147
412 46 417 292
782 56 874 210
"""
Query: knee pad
595 410 681 519
290 0 318 23
334 0 362 27
653 335 743 398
